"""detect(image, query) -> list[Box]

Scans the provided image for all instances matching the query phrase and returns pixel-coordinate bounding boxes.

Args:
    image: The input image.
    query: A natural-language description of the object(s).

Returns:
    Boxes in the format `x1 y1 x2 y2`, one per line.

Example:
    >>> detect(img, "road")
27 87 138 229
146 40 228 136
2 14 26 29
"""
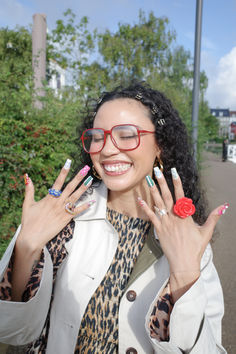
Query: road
0 151 235 353
201 151 236 353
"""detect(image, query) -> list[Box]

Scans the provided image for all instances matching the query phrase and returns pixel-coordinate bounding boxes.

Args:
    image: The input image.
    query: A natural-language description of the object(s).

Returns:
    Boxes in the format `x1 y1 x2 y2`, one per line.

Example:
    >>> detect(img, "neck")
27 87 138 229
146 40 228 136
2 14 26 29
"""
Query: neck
107 183 154 220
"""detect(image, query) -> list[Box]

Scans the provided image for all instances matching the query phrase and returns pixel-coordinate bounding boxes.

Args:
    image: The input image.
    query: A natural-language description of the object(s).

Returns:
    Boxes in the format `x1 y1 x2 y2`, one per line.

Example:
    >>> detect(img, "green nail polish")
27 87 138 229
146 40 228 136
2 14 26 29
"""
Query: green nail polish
84 176 93 186
145 175 154 187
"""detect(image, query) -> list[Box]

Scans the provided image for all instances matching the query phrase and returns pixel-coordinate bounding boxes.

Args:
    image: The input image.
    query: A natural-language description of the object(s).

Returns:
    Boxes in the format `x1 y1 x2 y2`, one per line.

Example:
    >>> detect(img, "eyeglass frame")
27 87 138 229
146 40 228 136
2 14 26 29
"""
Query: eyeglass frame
80 124 156 154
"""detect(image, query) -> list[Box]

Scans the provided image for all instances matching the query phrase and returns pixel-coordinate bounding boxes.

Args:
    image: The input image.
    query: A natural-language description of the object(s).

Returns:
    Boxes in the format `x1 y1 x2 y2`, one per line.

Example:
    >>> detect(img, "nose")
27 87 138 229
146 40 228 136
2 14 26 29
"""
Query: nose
101 133 120 154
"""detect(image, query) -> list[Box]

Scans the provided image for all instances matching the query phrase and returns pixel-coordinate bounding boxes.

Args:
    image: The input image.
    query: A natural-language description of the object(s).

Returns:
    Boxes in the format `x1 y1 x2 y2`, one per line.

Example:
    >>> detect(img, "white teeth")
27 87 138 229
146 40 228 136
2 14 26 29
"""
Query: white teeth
104 164 131 172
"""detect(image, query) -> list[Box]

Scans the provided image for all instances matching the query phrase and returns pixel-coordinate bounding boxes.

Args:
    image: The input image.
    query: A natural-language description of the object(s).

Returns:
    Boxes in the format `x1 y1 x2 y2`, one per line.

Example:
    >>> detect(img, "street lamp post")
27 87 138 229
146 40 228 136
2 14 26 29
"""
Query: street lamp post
192 0 203 161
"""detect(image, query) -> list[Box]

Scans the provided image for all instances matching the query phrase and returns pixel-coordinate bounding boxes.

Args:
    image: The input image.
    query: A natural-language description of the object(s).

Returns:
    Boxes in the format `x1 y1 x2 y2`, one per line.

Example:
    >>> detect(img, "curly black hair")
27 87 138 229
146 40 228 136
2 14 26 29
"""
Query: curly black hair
72 81 208 225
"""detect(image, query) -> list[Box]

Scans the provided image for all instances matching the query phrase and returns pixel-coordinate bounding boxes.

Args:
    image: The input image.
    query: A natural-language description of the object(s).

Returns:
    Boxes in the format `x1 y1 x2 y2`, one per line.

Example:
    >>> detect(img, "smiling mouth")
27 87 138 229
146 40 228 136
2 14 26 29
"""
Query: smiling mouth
103 163 132 173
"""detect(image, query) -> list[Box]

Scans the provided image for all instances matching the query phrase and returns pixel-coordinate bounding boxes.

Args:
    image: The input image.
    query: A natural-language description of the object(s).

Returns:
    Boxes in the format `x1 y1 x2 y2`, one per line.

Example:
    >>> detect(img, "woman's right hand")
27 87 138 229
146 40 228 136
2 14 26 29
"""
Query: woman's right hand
17 160 93 252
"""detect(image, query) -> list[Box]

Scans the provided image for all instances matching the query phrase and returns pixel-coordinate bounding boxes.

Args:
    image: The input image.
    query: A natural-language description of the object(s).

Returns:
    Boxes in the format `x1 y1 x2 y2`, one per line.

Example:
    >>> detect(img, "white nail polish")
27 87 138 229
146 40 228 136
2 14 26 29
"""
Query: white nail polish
171 167 178 180
64 159 72 170
154 166 162 178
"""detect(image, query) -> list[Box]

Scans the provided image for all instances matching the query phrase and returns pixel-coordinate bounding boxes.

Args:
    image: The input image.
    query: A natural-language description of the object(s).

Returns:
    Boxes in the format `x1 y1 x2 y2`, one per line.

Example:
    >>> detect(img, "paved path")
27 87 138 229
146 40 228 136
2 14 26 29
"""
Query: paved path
0 151 235 354
201 151 236 353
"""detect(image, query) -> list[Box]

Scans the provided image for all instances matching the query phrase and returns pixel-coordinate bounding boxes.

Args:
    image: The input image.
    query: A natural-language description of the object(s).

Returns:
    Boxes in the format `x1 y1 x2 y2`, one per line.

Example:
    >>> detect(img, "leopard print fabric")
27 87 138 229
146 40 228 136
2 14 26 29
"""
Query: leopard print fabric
149 282 173 341
0 213 172 353
75 208 151 353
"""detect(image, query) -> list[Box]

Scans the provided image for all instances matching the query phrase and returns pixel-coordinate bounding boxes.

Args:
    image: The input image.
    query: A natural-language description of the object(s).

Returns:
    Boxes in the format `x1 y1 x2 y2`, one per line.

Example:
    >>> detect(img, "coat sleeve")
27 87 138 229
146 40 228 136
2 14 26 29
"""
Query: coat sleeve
145 244 227 353
0 226 53 345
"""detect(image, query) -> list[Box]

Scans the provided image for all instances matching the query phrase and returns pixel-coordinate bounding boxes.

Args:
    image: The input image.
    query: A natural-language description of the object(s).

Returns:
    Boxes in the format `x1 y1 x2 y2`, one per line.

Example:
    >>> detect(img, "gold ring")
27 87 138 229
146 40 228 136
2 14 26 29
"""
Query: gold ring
65 202 76 215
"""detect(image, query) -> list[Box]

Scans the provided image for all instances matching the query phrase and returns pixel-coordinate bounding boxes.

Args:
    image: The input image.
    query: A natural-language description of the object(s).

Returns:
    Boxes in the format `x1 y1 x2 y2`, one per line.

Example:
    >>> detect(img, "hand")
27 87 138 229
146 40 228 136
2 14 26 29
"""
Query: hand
138 167 228 301
18 161 94 252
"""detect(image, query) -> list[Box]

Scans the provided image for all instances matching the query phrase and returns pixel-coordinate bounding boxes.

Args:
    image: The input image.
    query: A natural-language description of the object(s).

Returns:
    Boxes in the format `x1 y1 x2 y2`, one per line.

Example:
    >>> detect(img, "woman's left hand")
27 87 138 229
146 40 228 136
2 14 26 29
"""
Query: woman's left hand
138 167 228 302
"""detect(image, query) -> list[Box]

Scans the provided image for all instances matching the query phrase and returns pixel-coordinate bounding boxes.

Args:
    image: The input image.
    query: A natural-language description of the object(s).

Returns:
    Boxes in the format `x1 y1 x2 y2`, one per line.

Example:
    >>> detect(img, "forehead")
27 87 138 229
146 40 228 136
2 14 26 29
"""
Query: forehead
93 98 153 128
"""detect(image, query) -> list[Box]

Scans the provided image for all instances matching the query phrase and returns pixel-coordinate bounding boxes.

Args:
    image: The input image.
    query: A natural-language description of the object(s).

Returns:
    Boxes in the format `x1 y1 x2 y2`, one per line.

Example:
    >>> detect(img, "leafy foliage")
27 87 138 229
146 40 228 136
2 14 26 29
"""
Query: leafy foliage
0 10 218 256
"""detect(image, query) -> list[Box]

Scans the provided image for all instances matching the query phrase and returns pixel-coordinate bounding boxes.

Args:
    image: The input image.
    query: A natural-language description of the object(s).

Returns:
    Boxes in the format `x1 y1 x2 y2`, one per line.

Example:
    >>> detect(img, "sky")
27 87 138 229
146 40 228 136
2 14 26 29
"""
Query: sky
1 0 236 109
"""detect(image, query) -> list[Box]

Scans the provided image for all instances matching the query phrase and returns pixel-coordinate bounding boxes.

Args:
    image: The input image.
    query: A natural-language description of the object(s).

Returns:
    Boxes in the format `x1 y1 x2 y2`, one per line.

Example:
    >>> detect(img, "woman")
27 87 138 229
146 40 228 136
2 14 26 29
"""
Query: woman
0 82 227 353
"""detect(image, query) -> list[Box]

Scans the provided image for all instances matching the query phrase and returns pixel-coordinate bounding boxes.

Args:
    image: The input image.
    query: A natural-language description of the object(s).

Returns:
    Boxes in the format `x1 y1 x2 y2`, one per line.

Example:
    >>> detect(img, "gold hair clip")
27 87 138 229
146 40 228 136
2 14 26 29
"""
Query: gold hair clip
151 105 159 115
135 92 143 100
158 119 165 126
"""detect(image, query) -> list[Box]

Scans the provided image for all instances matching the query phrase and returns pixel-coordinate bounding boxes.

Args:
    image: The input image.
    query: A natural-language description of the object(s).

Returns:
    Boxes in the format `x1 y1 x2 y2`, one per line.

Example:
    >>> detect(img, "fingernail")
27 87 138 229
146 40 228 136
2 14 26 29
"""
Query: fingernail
171 167 178 180
84 175 93 186
218 202 229 215
24 173 30 185
64 159 72 170
79 165 90 176
145 175 154 187
137 197 145 206
88 200 96 207
154 166 162 179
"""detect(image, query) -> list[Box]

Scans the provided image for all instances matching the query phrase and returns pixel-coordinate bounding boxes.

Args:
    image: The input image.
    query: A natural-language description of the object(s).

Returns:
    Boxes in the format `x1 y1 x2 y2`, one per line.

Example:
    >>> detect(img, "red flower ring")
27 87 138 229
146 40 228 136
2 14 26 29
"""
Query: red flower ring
173 197 196 219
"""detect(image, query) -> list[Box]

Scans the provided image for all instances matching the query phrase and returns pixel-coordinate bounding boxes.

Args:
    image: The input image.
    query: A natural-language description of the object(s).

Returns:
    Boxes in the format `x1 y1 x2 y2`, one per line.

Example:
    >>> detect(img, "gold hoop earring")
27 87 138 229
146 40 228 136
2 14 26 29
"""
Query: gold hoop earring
153 157 164 172
92 165 102 180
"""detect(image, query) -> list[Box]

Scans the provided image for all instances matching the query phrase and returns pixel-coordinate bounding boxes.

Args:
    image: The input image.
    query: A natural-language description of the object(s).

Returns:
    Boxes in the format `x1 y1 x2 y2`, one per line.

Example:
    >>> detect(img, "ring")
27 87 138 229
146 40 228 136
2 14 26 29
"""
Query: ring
173 197 196 219
48 188 62 197
155 206 168 217
65 202 76 215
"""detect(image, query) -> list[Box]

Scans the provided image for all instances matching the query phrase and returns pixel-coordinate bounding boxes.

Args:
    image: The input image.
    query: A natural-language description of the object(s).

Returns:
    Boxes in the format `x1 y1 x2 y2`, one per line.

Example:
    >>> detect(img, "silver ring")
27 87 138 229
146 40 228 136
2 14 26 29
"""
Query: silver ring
155 206 168 217
65 202 76 215
48 188 62 197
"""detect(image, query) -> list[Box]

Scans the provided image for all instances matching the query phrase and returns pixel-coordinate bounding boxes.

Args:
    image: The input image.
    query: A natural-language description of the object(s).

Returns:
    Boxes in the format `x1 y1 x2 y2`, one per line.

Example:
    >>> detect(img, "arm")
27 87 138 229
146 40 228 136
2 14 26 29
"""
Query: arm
146 244 226 353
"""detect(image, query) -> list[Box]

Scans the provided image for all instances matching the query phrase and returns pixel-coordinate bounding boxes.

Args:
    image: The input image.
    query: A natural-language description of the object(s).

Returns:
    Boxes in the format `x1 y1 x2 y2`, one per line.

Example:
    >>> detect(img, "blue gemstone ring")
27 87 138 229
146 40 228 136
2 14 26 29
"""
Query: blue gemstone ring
48 188 62 197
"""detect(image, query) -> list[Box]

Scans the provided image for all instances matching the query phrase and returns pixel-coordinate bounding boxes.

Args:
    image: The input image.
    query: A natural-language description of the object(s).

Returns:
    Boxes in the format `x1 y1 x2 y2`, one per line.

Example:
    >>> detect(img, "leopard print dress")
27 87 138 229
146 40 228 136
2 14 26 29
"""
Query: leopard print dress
0 209 172 353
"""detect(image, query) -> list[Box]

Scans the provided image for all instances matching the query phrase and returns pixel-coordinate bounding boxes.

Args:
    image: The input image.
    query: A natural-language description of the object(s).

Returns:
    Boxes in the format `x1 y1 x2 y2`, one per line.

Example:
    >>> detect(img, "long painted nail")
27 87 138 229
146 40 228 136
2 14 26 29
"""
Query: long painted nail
137 197 145 206
154 166 162 179
64 159 72 170
88 200 96 207
145 175 154 187
84 175 93 186
171 167 178 180
24 173 30 185
79 165 90 176
218 202 229 215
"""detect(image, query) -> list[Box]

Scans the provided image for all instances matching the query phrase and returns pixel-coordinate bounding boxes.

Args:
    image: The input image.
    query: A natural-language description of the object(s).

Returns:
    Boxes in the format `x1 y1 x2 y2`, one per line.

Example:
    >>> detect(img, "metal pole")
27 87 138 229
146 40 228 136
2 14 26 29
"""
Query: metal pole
32 14 47 109
192 0 203 160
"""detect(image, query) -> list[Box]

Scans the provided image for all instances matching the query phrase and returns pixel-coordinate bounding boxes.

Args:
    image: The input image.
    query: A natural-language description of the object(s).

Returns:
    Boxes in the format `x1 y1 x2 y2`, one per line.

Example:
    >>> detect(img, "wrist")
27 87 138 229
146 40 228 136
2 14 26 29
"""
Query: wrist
169 271 200 303
16 232 44 255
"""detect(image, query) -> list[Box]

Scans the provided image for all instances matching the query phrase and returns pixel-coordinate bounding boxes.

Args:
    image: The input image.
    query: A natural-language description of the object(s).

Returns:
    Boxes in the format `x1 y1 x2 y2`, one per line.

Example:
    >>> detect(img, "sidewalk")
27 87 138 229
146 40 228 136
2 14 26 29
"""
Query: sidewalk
201 151 236 353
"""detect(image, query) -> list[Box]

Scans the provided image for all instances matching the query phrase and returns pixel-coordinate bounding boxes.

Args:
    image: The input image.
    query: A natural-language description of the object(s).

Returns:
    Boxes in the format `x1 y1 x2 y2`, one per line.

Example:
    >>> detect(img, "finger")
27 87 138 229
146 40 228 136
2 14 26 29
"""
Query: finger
153 167 173 210
22 174 35 209
137 196 162 230
62 165 91 197
68 176 94 204
200 203 229 242
51 159 72 191
146 175 168 212
73 200 96 216
170 167 185 200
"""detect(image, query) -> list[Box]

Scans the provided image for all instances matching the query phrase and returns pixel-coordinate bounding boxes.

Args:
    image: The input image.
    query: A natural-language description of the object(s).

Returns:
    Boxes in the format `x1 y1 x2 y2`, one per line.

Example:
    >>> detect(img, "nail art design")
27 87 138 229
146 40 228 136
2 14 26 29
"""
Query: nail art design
88 200 96 207
84 175 93 186
64 159 72 170
24 173 30 185
218 203 229 215
79 165 90 177
154 166 162 179
145 175 154 187
171 167 178 180
137 197 145 206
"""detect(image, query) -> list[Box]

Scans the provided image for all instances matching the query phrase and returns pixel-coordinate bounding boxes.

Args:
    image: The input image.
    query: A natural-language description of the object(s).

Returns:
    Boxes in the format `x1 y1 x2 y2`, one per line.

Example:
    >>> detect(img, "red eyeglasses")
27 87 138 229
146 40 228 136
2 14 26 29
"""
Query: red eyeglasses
81 124 155 154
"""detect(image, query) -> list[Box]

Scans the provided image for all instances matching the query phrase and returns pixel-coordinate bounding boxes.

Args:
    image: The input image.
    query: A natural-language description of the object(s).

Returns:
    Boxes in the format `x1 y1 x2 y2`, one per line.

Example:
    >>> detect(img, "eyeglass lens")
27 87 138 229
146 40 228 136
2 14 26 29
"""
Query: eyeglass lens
83 125 139 153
